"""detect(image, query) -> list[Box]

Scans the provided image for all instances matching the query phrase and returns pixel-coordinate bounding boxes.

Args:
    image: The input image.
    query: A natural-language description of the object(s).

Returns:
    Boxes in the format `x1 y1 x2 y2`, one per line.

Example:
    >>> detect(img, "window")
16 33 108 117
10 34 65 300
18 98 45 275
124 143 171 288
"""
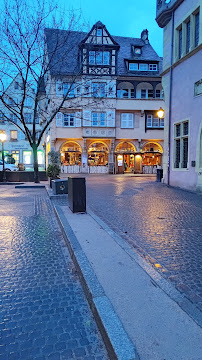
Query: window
195 12 200 47
134 48 141 54
121 113 134 128
89 51 110 65
63 83 74 97
149 64 158 71
155 89 161 98
141 89 146 99
92 112 106 127
25 97 32 107
117 88 135 99
139 63 148 71
97 29 102 36
10 130 17 140
174 121 189 168
92 83 106 97
10 114 18 124
129 63 138 71
186 20 190 53
0 113 4 123
24 113 32 123
179 27 182 59
146 115 164 128
63 114 75 127
148 89 153 98
14 82 19 90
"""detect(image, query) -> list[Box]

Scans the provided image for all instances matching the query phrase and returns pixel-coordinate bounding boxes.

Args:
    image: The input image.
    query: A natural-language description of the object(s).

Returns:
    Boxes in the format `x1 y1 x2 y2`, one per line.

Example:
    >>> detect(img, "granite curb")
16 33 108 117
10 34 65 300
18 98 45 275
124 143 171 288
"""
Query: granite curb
54 204 139 360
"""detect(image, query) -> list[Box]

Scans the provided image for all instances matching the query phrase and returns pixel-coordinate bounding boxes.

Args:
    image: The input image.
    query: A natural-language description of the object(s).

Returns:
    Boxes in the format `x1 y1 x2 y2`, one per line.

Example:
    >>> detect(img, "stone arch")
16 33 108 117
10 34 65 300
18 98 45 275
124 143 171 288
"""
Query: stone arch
136 82 154 99
88 141 109 152
115 141 136 153
60 140 82 152
141 141 163 153
117 81 135 98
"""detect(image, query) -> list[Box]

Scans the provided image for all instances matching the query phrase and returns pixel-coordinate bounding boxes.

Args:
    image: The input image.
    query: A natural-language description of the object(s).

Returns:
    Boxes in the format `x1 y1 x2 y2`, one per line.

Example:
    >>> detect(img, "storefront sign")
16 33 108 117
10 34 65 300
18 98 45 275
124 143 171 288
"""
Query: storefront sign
11 144 29 149
117 155 123 167
195 79 202 96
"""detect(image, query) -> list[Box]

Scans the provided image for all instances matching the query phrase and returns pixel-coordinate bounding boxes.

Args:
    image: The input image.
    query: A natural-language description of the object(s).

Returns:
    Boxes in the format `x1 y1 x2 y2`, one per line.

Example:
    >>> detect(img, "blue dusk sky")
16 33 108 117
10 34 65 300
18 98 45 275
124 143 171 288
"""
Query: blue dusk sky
65 0 163 57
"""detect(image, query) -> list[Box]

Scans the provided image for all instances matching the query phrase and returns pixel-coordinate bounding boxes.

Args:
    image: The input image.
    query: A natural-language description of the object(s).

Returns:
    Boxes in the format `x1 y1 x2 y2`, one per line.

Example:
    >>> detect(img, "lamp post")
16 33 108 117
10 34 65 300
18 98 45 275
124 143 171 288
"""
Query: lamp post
0 132 7 182
157 107 165 119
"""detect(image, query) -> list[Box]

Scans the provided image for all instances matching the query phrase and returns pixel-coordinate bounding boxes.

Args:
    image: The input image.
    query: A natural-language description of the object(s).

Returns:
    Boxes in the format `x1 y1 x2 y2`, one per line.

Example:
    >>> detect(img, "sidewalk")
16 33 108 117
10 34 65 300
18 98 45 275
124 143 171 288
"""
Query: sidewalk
54 203 202 360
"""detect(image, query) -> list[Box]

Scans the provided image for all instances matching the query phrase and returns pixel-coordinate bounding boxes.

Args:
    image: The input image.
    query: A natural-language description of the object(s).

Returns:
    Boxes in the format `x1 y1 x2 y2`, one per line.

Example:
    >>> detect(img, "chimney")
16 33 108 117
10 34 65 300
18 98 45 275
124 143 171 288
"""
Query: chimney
141 29 149 43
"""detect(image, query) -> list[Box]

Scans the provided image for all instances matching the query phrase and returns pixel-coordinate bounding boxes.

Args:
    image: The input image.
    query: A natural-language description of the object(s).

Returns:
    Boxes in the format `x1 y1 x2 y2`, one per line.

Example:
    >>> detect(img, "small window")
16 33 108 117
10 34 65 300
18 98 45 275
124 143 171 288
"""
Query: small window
24 113 32 123
179 27 182 59
10 130 17 140
63 83 74 97
103 52 110 65
96 51 102 65
121 113 134 128
153 117 159 127
134 48 141 54
97 29 102 37
176 124 181 137
155 89 161 98
92 112 106 127
183 121 189 135
160 118 164 128
149 64 157 71
63 114 75 127
146 115 152 127
129 63 138 71
122 89 129 98
14 82 19 90
195 12 200 47
186 20 190 53
89 51 95 64
92 83 106 97
139 63 148 71
141 89 146 98
148 89 153 98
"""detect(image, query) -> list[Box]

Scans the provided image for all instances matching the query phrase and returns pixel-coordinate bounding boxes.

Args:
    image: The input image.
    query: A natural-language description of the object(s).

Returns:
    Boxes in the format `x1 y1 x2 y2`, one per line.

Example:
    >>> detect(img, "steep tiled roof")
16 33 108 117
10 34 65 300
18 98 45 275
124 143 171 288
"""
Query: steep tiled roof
45 27 162 78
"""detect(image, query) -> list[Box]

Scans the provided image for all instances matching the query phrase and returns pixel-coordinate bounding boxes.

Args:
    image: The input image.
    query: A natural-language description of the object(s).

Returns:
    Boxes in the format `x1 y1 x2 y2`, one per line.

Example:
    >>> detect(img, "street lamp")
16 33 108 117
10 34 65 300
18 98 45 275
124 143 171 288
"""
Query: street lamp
157 107 165 119
0 132 7 182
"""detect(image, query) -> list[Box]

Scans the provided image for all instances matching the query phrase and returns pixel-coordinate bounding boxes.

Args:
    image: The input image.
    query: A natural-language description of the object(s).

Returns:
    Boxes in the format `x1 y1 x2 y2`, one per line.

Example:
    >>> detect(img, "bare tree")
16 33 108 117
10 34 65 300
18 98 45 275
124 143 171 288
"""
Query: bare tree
0 0 89 182
0 0 116 182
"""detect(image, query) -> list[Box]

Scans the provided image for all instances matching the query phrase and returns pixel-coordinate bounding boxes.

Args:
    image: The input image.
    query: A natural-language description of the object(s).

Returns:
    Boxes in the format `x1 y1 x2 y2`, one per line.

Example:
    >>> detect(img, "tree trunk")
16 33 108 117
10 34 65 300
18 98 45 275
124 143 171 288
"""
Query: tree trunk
32 143 39 183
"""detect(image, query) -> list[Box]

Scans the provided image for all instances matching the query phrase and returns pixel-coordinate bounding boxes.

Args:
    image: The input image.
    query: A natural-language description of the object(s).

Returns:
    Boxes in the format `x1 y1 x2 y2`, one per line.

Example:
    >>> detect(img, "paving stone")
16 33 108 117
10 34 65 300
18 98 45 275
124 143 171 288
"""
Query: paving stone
0 187 109 360
85 175 202 314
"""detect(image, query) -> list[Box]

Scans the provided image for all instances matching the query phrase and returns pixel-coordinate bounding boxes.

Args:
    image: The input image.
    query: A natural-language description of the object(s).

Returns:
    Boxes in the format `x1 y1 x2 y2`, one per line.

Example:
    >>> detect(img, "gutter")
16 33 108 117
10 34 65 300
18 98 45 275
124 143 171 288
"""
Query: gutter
167 10 174 185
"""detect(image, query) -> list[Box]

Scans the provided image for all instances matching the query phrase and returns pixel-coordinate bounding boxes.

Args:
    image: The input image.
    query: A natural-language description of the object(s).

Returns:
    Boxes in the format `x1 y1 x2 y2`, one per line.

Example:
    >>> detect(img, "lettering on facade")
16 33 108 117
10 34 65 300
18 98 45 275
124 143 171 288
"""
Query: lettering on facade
11 144 29 149
194 79 202 96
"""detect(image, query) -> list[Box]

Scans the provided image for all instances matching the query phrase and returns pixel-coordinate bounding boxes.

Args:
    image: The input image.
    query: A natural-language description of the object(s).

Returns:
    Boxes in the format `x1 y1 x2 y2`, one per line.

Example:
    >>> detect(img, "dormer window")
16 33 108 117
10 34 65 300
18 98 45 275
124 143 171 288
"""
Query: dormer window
139 63 148 71
149 64 158 71
96 28 102 36
129 63 138 71
134 48 141 54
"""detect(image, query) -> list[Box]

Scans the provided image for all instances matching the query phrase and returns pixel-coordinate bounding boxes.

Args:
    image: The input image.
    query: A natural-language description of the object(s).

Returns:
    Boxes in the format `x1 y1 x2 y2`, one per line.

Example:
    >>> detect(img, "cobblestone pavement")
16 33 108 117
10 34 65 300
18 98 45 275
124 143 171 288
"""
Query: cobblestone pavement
0 186 108 360
86 175 202 313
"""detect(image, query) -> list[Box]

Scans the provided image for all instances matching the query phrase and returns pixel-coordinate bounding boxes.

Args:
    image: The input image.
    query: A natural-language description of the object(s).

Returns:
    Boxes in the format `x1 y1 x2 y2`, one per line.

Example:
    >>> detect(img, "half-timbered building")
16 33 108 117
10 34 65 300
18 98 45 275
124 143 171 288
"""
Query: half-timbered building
44 21 164 174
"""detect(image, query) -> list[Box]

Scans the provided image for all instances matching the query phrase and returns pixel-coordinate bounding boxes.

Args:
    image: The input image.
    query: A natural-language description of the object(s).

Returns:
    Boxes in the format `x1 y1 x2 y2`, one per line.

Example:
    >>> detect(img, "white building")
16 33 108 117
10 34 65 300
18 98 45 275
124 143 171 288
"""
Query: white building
156 0 202 191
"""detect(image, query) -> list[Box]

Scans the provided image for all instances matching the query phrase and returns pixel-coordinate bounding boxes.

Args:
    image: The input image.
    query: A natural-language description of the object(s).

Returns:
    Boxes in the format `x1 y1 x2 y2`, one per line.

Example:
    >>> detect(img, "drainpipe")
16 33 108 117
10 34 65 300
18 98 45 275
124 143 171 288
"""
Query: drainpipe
167 10 174 185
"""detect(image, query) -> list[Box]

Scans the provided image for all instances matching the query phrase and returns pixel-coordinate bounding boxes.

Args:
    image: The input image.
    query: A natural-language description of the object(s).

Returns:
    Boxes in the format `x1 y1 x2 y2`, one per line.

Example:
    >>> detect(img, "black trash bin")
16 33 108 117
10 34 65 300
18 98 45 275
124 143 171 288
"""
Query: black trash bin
68 177 86 213
52 179 68 195
156 169 163 182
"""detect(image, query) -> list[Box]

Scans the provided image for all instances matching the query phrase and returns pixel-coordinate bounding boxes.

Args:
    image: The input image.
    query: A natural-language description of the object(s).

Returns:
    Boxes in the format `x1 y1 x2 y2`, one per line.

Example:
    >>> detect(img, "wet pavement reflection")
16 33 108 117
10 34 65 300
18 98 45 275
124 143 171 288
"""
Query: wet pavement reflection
87 175 202 311
0 186 108 360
